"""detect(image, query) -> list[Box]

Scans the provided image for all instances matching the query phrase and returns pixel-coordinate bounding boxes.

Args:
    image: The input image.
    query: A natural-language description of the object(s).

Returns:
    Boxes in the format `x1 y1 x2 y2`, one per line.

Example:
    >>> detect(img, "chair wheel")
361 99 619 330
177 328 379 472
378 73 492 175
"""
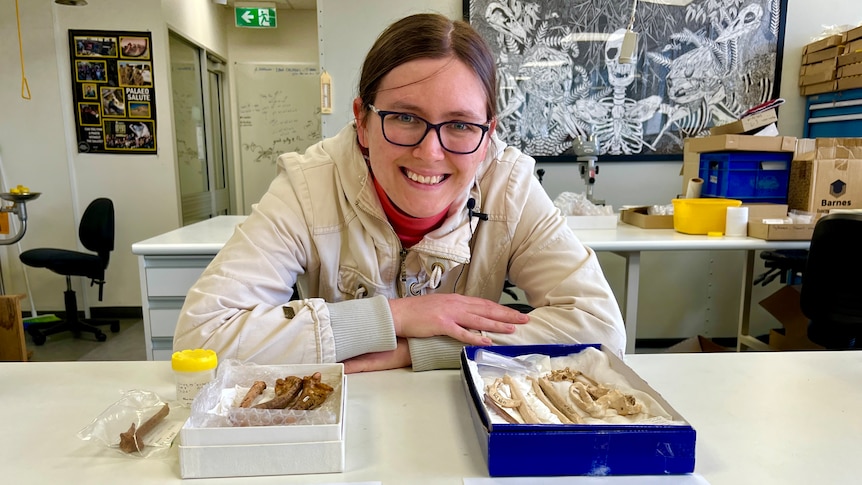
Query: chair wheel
110 322 120 333
30 332 46 346
95 332 107 342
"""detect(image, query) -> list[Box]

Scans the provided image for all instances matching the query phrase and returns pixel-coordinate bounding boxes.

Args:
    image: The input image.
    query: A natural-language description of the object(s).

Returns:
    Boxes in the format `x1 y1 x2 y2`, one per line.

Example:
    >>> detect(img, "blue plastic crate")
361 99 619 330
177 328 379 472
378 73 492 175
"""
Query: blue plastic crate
698 151 792 203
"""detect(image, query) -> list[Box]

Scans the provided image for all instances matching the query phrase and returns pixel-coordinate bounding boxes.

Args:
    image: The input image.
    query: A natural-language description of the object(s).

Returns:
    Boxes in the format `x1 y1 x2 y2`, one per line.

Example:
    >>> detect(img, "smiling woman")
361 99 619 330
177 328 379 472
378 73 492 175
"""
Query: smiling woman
174 12 626 373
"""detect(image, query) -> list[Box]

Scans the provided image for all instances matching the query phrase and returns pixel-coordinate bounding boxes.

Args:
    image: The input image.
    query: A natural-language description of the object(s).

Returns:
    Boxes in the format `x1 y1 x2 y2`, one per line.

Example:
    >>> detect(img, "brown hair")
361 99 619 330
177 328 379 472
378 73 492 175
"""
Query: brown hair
358 13 497 121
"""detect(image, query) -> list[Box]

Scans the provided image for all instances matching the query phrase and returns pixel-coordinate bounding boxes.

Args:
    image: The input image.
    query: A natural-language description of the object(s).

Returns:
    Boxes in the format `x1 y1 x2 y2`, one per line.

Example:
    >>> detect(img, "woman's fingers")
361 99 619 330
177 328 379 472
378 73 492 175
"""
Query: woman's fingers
390 294 529 344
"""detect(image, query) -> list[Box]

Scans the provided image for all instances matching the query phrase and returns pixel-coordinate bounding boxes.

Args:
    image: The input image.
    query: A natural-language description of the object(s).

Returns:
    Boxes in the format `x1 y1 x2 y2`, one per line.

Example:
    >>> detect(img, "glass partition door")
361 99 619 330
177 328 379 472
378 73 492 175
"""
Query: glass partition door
169 33 232 225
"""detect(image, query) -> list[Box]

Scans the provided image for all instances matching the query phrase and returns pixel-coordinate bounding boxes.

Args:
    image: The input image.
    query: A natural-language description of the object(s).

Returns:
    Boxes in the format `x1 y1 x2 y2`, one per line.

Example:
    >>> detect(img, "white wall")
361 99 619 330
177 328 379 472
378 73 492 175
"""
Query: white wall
163 0 229 58
226 9 319 212
317 0 461 136
0 0 227 312
1 0 860 341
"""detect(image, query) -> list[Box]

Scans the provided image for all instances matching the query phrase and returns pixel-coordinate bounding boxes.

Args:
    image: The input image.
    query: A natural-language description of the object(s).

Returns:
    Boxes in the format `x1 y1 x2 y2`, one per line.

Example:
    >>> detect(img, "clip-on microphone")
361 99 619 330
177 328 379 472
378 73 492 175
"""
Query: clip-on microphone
466 198 489 221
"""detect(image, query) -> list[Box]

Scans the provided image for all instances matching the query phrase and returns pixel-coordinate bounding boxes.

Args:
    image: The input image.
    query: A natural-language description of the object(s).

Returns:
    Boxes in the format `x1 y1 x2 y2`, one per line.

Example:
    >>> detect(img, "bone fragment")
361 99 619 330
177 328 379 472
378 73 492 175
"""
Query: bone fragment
597 389 643 415
486 378 521 408
119 403 170 453
253 376 302 409
483 393 520 424
289 372 334 410
239 381 267 408
527 376 573 424
537 377 584 424
503 374 541 424
569 381 606 418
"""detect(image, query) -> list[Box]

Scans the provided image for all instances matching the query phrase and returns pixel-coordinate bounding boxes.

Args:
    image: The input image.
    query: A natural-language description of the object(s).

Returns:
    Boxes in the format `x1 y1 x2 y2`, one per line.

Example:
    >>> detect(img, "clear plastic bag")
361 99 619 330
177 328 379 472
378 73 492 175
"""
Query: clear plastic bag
553 191 613 216
76 390 181 458
648 203 674 216
188 359 342 429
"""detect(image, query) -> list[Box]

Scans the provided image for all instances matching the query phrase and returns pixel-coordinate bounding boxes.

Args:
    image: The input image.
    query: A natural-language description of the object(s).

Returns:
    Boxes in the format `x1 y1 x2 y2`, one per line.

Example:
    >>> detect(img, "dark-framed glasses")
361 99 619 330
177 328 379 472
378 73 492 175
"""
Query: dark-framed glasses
368 105 490 155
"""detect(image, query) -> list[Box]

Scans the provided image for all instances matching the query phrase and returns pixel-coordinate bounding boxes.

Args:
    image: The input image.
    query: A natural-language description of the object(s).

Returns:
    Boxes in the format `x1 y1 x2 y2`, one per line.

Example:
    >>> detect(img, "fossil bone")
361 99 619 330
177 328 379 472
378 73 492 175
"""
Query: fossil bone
503 374 541 424
569 381 607 418
597 389 643 415
537 377 584 424
483 393 520 424
486 377 521 408
527 376 574 424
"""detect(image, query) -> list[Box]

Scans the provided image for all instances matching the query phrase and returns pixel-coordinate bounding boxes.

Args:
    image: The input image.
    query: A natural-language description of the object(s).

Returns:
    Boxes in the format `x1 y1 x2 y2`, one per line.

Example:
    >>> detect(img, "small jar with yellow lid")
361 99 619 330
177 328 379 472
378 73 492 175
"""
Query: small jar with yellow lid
171 349 218 407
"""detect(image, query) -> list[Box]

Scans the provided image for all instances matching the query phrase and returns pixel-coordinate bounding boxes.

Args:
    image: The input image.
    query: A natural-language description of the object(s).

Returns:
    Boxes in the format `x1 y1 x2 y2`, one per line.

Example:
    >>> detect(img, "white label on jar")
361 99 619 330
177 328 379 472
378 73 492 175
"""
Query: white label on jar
174 369 216 406
176 381 207 406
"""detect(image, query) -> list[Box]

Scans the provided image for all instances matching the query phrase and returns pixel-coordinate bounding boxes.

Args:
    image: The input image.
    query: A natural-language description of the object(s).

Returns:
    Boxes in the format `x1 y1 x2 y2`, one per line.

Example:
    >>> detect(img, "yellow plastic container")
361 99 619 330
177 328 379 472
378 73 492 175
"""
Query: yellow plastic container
672 198 742 235
172 348 218 406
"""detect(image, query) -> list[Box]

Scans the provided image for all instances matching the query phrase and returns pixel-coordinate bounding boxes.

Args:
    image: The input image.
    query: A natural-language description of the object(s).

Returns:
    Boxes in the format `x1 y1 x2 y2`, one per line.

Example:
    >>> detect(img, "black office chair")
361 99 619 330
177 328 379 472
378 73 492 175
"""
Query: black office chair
753 249 808 287
20 198 119 345
800 212 862 349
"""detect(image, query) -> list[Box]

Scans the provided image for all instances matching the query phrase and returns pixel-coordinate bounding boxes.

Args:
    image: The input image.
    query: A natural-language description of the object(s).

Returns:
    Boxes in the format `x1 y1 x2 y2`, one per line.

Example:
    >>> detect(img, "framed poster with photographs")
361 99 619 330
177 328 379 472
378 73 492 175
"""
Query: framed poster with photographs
465 0 787 162
69 30 157 153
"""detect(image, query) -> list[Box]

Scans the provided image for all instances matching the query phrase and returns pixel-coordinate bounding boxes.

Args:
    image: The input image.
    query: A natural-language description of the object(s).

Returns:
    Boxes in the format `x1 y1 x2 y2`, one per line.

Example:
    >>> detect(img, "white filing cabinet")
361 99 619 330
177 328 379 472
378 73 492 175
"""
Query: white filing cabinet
132 216 246 360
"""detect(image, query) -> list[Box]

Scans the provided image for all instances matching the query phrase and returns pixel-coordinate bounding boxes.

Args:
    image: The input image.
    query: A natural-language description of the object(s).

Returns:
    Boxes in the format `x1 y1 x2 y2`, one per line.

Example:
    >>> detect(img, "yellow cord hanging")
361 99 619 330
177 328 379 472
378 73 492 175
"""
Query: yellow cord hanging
15 0 32 100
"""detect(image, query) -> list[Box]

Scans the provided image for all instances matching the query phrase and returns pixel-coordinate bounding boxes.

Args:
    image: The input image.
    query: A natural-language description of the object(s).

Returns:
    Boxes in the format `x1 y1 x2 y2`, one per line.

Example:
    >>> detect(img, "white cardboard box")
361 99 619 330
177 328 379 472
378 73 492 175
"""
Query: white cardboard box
178 363 346 478
179 436 345 478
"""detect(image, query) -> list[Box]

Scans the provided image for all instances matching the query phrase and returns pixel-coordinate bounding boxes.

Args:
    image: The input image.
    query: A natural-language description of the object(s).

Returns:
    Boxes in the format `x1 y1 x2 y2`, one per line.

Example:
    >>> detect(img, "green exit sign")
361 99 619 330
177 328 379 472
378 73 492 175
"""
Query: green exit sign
235 7 277 28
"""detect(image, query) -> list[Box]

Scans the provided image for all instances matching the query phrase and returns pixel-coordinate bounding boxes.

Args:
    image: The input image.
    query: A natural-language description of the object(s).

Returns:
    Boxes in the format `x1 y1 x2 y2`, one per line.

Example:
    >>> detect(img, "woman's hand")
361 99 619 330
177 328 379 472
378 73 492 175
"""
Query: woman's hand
342 338 411 373
389 293 529 346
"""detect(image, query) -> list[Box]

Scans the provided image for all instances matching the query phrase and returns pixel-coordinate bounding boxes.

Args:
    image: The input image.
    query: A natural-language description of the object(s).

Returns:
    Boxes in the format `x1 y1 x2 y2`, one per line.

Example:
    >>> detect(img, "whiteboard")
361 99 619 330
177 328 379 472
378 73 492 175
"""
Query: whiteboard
234 62 321 213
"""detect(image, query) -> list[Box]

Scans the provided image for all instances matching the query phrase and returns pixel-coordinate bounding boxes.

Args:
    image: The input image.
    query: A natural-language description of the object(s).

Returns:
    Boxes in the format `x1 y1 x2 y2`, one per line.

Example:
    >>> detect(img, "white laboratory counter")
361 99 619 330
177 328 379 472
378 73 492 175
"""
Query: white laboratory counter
2 351 860 484
131 216 245 360
132 216 809 358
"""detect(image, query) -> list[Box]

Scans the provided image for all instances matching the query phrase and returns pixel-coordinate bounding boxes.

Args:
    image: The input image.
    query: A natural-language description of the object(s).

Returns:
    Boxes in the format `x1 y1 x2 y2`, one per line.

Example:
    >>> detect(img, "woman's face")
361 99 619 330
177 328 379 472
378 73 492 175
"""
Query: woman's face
354 57 495 218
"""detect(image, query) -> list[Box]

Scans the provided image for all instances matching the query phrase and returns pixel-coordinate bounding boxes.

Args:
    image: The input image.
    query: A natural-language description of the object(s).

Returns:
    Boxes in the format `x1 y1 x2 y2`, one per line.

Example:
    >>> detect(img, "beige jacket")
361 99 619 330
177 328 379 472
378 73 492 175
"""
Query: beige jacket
174 123 626 370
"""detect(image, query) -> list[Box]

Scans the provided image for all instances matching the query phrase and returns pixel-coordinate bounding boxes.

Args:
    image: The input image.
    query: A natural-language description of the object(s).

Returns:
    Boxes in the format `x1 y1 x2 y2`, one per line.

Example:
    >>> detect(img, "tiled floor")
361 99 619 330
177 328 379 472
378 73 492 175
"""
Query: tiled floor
24 318 147 362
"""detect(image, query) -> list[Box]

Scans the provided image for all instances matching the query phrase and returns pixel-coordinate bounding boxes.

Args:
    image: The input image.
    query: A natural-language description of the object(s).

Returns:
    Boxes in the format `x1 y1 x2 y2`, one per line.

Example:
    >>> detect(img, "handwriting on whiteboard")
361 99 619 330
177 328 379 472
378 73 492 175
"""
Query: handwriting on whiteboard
237 65 321 165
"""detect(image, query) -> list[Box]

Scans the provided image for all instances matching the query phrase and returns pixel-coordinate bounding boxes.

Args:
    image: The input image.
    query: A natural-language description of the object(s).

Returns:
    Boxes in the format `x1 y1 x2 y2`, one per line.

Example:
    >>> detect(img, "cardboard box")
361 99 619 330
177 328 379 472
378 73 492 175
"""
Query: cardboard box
748 220 815 240
788 140 862 219
179 439 346 479
620 206 674 229
843 38 862 55
838 62 862 78
800 57 837 76
843 24 862 43
566 214 618 229
800 80 837 95
799 69 836 86
178 363 346 479
743 202 812 240
744 202 789 221
665 335 732 353
837 75 862 91
803 34 844 55
803 45 842 65
681 135 798 194
760 286 825 351
709 108 777 135
460 344 696 477
837 51 862 67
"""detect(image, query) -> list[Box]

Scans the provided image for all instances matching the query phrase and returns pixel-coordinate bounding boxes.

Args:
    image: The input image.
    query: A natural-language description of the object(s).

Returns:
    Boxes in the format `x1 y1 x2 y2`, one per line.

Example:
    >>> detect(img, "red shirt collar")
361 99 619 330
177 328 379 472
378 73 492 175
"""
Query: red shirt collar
371 172 447 248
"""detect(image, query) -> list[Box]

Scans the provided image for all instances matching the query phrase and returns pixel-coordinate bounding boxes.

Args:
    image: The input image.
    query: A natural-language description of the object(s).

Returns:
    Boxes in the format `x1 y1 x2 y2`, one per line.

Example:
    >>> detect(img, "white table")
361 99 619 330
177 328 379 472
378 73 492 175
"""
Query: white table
573 225 810 353
2 351 860 484
133 216 810 358
132 216 246 360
